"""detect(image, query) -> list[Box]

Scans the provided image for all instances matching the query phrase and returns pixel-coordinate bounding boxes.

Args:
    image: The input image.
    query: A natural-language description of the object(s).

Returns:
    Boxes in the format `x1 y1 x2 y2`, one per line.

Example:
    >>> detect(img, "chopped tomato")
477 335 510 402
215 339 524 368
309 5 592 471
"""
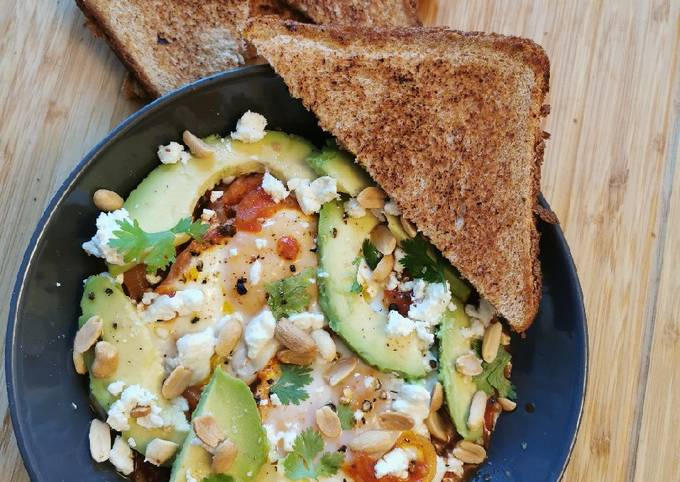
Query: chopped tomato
344 431 436 482
221 173 264 205
123 264 150 301
276 236 300 260
384 289 412 317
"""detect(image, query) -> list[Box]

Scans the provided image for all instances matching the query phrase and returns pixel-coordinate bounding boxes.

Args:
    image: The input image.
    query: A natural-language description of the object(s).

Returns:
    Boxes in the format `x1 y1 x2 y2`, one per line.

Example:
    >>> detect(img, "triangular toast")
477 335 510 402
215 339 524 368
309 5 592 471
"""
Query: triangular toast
245 18 550 331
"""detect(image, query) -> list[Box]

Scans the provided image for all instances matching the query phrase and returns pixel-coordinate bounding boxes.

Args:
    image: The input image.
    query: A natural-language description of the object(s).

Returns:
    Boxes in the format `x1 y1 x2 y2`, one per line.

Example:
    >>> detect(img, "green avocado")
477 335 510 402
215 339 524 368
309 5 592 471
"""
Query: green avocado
438 299 482 441
79 275 189 456
318 200 427 378
170 367 267 482
308 146 472 302
305 142 372 196
110 131 317 274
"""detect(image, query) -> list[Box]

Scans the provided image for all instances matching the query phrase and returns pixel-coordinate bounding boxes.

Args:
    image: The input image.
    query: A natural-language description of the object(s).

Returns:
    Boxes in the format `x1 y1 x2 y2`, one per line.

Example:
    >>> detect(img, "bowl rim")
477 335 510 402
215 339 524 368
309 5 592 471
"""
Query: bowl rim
5 64 588 482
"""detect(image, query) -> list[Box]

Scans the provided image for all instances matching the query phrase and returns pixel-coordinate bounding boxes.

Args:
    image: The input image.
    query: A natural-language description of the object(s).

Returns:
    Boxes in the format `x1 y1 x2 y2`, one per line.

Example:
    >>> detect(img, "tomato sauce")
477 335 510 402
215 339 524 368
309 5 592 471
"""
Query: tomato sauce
345 453 430 482
384 288 412 317
276 236 300 260
123 264 150 301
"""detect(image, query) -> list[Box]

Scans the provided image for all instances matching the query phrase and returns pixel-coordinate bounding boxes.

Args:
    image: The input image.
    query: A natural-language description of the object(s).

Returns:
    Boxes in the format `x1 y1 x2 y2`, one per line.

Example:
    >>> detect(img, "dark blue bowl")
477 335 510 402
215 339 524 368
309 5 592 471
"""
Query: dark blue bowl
5 64 587 482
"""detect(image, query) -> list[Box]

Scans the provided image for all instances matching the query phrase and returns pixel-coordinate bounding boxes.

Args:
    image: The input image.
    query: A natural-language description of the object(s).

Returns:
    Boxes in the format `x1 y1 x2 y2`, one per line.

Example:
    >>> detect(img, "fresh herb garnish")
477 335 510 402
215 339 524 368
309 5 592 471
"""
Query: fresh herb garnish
201 475 234 482
361 239 382 270
473 348 516 400
265 268 315 319
282 429 345 480
336 403 355 430
270 364 313 405
399 236 445 282
349 256 363 294
108 217 208 273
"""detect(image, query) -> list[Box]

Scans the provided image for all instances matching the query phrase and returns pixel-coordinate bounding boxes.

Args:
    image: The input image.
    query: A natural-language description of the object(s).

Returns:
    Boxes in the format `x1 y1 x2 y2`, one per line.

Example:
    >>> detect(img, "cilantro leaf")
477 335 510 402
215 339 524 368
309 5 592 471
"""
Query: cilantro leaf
362 239 382 270
108 217 208 273
336 403 355 430
200 475 234 482
265 268 315 319
270 364 313 405
317 452 344 476
282 429 345 480
399 237 445 282
473 347 516 400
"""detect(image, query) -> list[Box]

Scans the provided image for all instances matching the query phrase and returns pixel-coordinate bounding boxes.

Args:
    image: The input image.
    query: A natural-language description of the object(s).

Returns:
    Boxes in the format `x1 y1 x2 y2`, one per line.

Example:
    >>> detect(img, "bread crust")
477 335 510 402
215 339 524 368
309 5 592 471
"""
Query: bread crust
246 18 550 331
281 0 420 26
75 0 252 97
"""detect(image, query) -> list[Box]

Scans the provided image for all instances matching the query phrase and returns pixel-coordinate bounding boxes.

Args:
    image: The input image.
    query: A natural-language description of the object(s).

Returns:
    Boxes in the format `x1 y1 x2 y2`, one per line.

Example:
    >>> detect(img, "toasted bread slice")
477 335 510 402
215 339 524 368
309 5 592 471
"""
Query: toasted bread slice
75 0 253 98
245 18 549 331
281 0 419 26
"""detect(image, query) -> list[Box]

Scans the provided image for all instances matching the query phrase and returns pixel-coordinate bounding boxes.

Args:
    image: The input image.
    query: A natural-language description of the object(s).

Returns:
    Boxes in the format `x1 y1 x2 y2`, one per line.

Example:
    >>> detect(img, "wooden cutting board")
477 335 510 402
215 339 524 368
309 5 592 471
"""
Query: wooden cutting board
0 1 678 481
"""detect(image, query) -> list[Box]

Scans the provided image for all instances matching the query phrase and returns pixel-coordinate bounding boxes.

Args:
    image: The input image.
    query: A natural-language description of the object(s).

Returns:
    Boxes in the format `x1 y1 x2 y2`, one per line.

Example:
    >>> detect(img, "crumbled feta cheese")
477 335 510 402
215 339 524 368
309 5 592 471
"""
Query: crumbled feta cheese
460 319 486 339
270 394 282 406
186 470 199 482
344 198 366 218
398 280 414 292
145 273 162 284
81 209 132 265
411 279 427 301
408 282 451 325
465 299 495 326
415 324 435 346
384 201 401 216
245 308 276 359
250 259 262 285
107 380 126 396
262 171 289 203
259 398 269 406
392 383 431 434
353 409 364 422
106 385 159 431
231 111 267 143
171 396 189 413
255 238 267 249
357 258 380 298
364 376 376 389
386 272 399 291
127 437 136 449
142 288 204 322
287 177 338 215
115 273 124 284
385 310 416 338
210 190 224 203
157 142 190 165
109 436 134 475
201 208 215 221
176 329 216 384
287 311 325 331
229 247 238 257
394 248 406 273
141 291 159 305
374 447 417 479
264 423 299 462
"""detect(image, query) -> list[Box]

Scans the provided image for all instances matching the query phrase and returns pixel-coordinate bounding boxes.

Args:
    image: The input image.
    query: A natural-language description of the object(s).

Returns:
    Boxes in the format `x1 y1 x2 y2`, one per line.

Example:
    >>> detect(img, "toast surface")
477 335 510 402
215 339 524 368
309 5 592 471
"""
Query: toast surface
76 0 252 97
282 0 419 26
245 18 550 331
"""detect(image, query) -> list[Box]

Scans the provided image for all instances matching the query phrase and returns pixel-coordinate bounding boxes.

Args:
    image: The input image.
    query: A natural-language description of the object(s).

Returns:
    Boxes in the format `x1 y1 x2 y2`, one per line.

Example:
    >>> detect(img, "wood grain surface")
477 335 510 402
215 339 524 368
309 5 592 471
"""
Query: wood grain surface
0 1 678 481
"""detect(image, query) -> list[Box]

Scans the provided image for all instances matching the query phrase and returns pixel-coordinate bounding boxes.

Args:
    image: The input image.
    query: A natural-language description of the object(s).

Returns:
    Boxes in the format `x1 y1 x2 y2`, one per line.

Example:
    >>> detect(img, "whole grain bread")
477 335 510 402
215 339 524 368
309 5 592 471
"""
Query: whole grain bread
245 17 550 331
281 0 420 26
75 0 253 98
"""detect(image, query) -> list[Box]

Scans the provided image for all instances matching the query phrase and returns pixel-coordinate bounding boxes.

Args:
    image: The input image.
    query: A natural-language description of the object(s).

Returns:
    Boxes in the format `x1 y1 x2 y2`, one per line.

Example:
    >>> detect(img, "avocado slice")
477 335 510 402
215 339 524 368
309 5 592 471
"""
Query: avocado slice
318 200 427 378
110 131 317 274
305 143 372 196
308 145 472 302
170 367 267 482
438 298 482 441
80 275 189 455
